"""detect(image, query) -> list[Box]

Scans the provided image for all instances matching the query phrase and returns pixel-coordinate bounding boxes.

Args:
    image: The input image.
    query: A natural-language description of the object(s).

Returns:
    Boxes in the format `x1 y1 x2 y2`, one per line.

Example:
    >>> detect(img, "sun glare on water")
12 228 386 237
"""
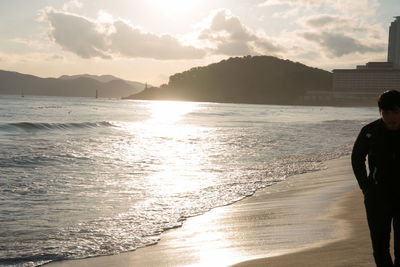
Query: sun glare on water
115 100 209 194
120 100 200 137
146 101 206 194
148 100 198 124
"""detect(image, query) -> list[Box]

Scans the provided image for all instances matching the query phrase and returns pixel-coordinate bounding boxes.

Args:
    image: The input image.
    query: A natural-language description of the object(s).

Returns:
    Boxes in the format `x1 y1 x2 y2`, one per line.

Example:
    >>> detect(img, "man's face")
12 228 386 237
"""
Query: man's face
380 107 400 131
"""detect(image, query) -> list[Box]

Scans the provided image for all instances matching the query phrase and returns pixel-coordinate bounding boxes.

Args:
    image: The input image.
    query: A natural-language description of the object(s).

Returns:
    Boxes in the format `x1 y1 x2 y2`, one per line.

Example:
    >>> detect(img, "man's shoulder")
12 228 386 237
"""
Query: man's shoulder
360 119 382 138
362 119 382 131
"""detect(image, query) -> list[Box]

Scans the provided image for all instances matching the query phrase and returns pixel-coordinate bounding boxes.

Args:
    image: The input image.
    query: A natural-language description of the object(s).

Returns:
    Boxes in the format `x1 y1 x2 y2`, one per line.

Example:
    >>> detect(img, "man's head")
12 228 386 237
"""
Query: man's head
378 90 400 131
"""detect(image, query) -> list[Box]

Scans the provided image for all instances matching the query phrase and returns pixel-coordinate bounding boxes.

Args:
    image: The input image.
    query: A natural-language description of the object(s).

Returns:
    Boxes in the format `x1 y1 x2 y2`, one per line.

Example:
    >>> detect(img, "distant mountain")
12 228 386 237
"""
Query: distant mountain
124 55 332 105
59 74 123 83
0 70 144 98
59 74 147 89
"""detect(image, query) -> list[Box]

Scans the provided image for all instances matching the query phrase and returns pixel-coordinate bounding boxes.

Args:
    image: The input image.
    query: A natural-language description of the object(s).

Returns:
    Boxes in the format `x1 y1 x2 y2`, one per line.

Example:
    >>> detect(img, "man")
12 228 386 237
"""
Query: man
352 90 400 267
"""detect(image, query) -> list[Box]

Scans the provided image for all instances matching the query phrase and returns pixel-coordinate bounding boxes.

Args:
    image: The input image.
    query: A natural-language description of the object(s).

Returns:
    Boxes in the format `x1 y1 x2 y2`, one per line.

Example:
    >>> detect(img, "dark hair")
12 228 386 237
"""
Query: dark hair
378 90 400 110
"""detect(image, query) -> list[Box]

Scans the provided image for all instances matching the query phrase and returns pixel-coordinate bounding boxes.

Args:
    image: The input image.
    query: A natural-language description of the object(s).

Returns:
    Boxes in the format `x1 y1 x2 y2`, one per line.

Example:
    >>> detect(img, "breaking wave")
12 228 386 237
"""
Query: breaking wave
0 121 116 132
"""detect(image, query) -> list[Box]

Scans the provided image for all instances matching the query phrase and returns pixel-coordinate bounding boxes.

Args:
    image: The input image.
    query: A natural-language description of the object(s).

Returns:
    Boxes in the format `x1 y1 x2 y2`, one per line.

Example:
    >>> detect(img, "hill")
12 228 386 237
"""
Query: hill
58 74 147 89
0 70 143 98
124 56 332 105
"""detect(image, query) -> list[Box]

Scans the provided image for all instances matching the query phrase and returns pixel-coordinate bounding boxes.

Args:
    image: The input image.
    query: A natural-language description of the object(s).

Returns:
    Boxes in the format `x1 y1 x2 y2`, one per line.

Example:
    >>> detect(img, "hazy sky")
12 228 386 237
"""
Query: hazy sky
0 0 399 85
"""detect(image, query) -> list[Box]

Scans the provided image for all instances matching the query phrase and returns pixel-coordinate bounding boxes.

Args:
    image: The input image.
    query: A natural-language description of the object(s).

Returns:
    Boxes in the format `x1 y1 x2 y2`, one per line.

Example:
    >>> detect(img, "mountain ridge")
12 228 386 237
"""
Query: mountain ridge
0 70 143 98
58 74 147 89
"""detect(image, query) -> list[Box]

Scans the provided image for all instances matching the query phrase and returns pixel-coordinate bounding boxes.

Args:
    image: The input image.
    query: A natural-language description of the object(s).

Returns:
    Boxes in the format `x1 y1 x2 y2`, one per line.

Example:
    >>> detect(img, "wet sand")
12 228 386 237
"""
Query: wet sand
46 157 375 267
230 186 375 267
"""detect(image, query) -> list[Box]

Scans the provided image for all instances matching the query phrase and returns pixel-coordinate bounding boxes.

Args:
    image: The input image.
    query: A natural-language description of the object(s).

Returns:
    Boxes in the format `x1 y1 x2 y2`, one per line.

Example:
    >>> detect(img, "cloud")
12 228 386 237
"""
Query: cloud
301 14 383 36
297 13 387 58
328 0 379 17
258 0 379 16
41 8 283 60
47 54 65 61
198 9 284 56
272 8 300 19
302 15 369 36
10 38 47 50
109 20 205 59
45 10 111 59
63 0 83 11
303 15 350 28
301 32 385 57
258 0 322 7
42 9 205 60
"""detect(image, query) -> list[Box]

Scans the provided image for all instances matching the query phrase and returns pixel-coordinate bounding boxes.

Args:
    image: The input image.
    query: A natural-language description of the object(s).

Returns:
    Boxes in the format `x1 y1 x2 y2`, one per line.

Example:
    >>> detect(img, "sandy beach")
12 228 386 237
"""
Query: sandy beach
46 156 375 267
231 182 375 267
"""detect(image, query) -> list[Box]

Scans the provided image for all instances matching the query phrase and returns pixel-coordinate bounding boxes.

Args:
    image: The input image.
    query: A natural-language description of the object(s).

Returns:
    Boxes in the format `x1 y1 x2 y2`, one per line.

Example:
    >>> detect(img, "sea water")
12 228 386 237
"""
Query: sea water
0 95 377 266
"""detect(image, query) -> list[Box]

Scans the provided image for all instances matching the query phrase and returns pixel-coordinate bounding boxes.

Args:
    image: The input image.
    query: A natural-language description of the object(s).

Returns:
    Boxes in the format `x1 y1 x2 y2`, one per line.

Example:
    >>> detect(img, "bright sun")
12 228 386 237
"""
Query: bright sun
150 0 201 14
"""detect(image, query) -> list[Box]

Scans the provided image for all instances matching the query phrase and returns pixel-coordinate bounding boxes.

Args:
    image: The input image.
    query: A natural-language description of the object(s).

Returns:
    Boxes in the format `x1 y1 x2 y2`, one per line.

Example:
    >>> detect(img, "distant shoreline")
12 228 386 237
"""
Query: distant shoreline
1 93 377 107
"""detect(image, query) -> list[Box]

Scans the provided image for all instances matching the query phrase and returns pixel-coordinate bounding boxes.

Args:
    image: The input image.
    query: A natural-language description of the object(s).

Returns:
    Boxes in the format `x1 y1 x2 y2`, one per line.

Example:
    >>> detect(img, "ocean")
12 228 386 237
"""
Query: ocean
0 95 377 266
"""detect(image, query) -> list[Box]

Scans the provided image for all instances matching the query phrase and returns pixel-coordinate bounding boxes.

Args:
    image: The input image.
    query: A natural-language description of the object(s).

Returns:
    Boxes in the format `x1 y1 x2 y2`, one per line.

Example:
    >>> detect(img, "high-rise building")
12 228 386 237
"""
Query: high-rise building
320 16 400 105
388 16 400 68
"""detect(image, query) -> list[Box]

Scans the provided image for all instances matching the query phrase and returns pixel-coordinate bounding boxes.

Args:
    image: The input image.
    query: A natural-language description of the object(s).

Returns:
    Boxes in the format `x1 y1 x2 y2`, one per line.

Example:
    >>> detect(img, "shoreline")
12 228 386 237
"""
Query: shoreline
230 189 374 266
46 156 373 267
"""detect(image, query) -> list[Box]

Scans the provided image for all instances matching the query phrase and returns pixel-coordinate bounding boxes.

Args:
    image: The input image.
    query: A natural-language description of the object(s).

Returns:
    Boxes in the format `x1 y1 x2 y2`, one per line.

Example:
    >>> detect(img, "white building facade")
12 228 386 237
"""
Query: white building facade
332 67 400 99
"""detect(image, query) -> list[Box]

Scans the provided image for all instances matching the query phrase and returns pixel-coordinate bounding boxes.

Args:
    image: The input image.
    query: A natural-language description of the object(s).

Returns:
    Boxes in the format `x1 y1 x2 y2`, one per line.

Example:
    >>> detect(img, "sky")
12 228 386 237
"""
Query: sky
0 0 399 86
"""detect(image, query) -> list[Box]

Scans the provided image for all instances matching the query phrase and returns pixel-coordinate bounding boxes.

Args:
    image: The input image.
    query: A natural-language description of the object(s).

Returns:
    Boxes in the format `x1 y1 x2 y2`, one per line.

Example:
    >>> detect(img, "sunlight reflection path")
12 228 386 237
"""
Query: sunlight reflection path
117 100 213 195
148 100 199 123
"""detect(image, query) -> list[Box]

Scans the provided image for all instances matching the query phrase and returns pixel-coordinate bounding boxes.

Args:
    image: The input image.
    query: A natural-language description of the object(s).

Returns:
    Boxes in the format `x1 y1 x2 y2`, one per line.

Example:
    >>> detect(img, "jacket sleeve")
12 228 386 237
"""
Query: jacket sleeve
351 127 370 193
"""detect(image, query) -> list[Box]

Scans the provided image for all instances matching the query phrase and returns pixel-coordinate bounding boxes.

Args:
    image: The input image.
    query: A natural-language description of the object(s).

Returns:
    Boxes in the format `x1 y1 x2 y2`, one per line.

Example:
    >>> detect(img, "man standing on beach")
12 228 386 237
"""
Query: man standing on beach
352 90 400 267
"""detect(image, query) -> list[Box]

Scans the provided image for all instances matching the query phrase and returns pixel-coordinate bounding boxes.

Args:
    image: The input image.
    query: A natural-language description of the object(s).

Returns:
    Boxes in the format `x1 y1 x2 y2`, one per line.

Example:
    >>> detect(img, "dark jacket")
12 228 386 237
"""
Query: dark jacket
351 119 400 193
